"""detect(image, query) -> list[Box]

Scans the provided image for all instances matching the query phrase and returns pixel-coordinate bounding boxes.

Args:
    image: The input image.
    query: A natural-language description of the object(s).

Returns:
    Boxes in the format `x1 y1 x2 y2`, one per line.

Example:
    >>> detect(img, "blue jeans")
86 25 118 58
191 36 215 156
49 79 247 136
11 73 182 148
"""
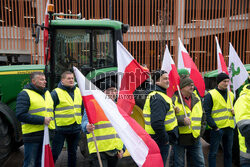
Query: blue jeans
173 139 205 167
157 143 170 167
52 131 80 167
240 156 250 167
208 127 234 167
23 142 43 167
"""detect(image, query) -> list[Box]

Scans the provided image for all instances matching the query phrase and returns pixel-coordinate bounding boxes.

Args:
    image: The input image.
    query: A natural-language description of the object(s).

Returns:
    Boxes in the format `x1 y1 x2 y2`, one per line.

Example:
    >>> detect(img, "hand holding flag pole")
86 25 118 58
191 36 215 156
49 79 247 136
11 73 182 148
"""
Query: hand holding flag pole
86 123 103 167
176 85 191 128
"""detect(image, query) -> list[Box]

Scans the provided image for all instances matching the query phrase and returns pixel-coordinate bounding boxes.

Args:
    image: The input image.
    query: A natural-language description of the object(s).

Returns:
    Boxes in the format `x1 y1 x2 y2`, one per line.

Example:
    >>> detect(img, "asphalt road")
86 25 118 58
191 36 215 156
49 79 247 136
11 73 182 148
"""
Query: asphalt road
2 139 238 167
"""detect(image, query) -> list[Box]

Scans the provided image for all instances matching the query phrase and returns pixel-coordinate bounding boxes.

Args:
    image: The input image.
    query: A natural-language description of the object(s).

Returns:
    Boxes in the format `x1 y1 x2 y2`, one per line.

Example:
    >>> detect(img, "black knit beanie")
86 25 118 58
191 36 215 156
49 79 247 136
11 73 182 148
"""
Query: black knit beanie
151 70 168 83
217 72 229 84
180 75 193 89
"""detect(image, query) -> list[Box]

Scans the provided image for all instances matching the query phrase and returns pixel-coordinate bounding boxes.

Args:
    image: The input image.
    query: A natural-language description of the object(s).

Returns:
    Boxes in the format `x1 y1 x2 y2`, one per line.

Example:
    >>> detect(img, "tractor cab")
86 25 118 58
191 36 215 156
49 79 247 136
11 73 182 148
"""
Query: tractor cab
32 5 128 89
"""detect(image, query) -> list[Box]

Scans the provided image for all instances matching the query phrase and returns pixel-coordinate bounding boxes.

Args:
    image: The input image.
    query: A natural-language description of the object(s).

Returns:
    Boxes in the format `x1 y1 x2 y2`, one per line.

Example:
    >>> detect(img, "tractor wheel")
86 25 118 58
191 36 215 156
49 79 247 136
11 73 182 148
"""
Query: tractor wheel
0 115 12 163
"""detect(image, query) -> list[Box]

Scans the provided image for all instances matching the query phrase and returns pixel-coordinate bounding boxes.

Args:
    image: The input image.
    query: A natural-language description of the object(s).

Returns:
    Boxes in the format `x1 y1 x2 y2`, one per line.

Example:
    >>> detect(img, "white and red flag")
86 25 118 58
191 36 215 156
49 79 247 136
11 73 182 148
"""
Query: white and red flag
116 41 149 115
41 125 54 167
73 67 163 167
44 0 50 64
161 45 180 97
177 38 205 97
215 36 229 74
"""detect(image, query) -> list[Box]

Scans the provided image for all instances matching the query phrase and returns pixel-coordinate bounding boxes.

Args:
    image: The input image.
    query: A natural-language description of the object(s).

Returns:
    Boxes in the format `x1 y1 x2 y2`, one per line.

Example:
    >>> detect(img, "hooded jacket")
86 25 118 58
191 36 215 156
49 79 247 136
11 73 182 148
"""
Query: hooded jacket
144 84 179 145
172 93 206 145
16 83 47 143
51 82 83 134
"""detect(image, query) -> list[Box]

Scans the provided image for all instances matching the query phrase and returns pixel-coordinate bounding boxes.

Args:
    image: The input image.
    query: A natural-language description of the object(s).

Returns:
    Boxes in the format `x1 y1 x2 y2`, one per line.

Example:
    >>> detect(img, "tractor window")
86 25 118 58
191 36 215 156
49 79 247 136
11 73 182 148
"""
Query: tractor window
92 30 114 68
53 28 114 77
53 29 90 76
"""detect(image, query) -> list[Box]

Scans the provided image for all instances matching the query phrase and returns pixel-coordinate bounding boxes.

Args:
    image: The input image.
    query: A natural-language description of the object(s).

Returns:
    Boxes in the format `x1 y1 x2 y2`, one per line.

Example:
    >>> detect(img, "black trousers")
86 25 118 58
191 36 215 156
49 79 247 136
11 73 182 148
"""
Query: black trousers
90 152 118 167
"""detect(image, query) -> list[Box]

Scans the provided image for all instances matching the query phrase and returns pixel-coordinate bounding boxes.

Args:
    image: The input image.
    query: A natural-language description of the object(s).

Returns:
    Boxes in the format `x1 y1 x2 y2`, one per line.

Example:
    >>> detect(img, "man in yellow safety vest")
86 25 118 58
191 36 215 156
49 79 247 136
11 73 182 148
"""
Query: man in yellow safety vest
234 84 250 166
203 72 234 167
143 70 178 166
171 76 206 167
16 72 54 167
81 78 124 167
51 71 83 167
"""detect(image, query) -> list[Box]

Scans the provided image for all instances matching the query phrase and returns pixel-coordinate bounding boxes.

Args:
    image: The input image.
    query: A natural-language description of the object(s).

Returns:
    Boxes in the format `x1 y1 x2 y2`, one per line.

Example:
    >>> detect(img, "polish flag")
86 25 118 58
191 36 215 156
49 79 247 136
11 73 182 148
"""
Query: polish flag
177 38 205 97
44 0 50 64
161 45 180 97
215 36 229 74
74 67 163 167
116 41 149 115
41 125 54 167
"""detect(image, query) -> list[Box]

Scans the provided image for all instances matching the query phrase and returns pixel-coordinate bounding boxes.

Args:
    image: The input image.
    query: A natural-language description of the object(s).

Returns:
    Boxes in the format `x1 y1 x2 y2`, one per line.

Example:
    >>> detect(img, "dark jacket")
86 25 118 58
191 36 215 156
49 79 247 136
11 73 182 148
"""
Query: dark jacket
51 82 82 134
203 87 228 130
16 83 47 143
145 84 179 145
172 93 206 146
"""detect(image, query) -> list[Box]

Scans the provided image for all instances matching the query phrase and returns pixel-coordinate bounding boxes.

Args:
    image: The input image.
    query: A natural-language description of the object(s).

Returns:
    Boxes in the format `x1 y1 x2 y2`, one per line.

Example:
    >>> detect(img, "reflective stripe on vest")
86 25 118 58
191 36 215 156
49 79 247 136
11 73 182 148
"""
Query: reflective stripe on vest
54 87 82 126
21 89 55 134
86 121 123 154
143 91 178 134
209 89 234 129
173 95 203 138
235 93 250 158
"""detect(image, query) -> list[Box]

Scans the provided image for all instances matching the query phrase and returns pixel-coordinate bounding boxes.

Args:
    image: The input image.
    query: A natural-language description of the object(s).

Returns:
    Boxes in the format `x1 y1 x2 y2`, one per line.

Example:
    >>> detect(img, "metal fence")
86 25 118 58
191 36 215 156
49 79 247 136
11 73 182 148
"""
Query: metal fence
0 0 249 72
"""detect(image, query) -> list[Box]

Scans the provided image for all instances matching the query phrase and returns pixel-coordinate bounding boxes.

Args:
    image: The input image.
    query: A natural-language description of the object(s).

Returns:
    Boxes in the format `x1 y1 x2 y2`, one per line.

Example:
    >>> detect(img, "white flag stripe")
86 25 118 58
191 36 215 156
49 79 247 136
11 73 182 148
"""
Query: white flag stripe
215 36 223 74
73 67 149 167
229 43 248 94
117 41 134 91
161 45 174 72
178 38 190 73
45 0 49 14
41 125 49 167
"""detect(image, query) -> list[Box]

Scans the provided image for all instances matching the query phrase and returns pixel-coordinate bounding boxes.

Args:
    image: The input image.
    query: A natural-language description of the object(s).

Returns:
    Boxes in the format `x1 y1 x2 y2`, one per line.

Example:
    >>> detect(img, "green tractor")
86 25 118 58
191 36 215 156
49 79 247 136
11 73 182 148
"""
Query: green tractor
0 10 139 163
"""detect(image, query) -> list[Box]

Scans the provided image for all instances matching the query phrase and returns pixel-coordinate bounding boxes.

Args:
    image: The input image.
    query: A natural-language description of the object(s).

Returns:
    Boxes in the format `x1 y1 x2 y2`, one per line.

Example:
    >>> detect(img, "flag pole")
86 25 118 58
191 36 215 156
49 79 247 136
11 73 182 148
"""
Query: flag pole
91 131 103 167
177 85 190 128
228 87 234 111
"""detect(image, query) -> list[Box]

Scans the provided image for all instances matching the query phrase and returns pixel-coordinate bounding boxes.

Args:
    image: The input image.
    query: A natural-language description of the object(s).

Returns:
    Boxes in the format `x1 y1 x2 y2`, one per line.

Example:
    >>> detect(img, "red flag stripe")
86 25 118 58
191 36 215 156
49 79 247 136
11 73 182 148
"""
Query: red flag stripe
178 38 205 97
116 105 164 167
42 125 54 167
117 41 149 115
215 36 229 75
167 64 180 97
82 94 108 124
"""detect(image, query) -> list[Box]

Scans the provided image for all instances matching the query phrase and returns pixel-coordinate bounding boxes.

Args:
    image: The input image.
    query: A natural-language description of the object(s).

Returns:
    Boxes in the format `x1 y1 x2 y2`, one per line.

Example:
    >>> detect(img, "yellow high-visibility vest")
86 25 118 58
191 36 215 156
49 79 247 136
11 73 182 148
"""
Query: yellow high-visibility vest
235 92 250 159
143 91 178 134
240 84 250 96
193 89 200 98
209 89 234 129
86 121 123 154
21 89 54 134
54 87 82 126
173 95 203 138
